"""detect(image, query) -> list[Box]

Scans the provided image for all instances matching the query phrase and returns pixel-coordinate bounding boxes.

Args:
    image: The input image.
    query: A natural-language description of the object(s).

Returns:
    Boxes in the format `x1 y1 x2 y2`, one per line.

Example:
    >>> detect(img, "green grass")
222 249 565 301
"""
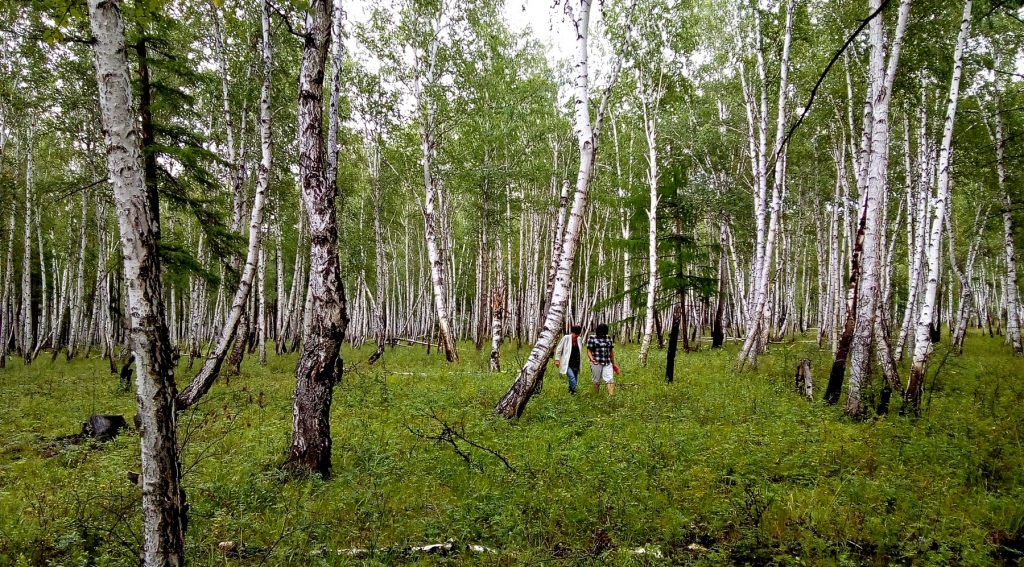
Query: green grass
1 331 1023 565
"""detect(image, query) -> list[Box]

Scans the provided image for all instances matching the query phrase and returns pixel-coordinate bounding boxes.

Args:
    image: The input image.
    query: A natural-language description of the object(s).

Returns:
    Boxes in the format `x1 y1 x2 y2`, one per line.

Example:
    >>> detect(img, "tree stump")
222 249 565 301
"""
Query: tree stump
794 359 813 401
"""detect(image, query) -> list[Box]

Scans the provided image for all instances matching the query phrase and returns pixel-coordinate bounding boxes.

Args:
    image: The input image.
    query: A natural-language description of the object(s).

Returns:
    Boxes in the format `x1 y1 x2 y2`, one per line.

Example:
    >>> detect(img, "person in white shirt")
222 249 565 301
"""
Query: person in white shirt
553 325 585 395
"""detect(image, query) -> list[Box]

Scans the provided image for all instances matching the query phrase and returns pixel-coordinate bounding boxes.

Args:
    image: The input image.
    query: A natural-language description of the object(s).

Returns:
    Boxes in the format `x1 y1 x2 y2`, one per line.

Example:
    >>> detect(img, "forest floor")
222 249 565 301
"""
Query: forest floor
1 330 1023 566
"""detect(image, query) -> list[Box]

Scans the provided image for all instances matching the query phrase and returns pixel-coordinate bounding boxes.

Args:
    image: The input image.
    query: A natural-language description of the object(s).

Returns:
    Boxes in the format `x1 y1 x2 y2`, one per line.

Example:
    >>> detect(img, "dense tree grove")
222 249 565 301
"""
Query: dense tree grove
2 0 1024 562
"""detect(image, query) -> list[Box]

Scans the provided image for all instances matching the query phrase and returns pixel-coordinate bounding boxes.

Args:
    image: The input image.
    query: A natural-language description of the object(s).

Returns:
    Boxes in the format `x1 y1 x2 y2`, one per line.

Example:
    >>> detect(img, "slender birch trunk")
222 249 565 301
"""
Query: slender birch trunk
737 0 794 369
638 88 660 366
846 0 910 416
496 0 634 418
177 0 273 409
0 213 14 367
368 132 388 364
906 0 972 410
990 80 1022 354
411 16 458 362
21 136 34 362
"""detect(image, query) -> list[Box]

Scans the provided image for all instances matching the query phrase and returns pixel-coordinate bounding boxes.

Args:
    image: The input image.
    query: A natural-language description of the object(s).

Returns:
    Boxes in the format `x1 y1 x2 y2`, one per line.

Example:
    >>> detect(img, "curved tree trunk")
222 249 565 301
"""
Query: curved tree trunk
177 2 274 409
495 0 634 418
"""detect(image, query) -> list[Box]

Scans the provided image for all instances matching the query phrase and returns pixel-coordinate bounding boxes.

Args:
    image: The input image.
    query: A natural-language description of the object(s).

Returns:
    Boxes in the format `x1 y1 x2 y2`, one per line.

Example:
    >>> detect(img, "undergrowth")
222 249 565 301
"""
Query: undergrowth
1 330 1022 565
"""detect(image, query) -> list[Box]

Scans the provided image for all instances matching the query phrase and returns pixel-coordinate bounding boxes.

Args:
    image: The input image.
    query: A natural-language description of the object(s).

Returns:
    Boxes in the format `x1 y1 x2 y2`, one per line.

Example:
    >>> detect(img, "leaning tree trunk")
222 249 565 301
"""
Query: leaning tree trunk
287 0 346 477
947 204 985 354
176 1 273 409
87 0 186 563
413 23 458 362
495 0 634 418
906 0 972 411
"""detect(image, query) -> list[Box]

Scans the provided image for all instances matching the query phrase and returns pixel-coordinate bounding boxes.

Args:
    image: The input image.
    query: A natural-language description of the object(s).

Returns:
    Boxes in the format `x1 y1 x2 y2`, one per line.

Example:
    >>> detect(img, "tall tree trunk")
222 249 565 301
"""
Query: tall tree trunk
990 79 1022 355
413 18 458 362
177 1 273 409
21 135 34 362
495 0 633 418
638 91 660 366
489 245 504 371
712 222 727 348
846 0 910 417
368 134 387 365
737 0 794 369
35 214 49 351
906 0 972 411
0 213 15 367
287 0 346 476
87 0 186 563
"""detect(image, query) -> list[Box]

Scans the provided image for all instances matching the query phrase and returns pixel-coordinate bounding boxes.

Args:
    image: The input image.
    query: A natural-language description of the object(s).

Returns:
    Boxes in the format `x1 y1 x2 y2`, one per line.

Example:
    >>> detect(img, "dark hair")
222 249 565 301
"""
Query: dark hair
571 325 582 335
596 323 609 338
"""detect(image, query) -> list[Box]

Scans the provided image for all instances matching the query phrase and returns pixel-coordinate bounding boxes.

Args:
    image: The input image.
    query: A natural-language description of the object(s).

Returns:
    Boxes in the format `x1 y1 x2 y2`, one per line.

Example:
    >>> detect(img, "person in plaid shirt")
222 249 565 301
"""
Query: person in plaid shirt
586 323 619 395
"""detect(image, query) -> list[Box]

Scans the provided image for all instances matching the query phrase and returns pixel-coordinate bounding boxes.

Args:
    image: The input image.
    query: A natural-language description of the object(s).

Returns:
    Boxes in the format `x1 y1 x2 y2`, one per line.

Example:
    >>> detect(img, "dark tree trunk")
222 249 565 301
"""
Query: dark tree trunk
665 301 681 383
825 198 869 405
654 310 665 349
287 0 346 478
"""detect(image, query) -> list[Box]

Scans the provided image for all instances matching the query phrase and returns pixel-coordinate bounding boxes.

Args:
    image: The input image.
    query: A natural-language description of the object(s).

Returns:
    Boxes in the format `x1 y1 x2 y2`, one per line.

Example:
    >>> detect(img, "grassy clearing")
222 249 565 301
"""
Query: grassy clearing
1 331 1023 565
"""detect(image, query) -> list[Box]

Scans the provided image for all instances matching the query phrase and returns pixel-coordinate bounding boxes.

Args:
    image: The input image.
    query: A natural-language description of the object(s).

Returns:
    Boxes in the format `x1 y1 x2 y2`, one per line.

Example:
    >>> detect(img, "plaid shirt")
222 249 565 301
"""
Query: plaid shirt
586 335 614 365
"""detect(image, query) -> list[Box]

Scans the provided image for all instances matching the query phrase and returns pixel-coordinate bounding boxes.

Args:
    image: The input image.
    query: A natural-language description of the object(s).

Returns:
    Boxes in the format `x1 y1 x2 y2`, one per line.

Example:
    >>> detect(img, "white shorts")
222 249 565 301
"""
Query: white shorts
591 363 614 384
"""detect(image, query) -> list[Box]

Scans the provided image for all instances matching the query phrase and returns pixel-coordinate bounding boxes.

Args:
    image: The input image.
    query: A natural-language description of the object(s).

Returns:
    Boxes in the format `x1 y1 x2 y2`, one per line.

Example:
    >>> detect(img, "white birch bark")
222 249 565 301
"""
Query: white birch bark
907 0 972 408
67 194 88 359
846 0 910 416
0 213 14 366
412 17 459 362
21 136 33 361
288 0 346 476
638 84 660 366
257 223 268 366
990 80 1022 354
87 0 186 562
738 0 794 369
177 0 273 409
35 215 48 349
496 0 634 418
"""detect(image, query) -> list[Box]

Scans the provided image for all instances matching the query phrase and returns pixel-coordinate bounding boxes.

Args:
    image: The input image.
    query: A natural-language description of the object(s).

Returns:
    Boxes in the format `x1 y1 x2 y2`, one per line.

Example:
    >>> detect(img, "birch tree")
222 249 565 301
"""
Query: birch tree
177 0 273 409
87 0 185 562
844 0 910 417
496 0 635 418
906 0 972 411
287 0 347 476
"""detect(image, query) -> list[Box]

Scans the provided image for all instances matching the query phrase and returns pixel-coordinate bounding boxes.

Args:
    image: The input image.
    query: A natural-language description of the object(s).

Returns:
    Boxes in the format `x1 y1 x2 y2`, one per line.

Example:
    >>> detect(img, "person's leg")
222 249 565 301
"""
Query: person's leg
567 367 577 394
603 365 615 396
591 364 601 394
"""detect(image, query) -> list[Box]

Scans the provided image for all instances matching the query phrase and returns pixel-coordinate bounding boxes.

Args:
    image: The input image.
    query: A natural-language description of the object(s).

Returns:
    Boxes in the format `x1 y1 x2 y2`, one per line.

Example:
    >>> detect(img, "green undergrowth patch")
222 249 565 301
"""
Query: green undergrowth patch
1 331 1023 565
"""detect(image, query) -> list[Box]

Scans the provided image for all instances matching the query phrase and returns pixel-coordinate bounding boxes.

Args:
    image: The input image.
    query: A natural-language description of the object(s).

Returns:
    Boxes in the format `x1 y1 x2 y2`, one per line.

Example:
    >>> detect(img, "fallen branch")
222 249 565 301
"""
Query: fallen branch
405 409 516 473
